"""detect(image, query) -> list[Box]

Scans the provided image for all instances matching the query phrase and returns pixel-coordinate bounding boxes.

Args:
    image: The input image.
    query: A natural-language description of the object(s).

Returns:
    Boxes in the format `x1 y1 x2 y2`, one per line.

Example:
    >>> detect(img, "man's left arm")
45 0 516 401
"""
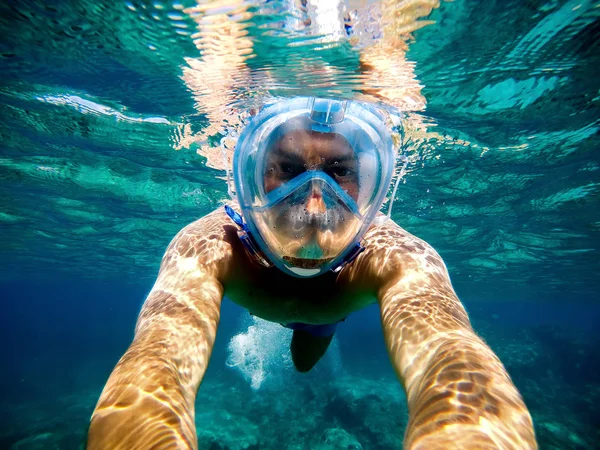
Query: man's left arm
354 222 537 449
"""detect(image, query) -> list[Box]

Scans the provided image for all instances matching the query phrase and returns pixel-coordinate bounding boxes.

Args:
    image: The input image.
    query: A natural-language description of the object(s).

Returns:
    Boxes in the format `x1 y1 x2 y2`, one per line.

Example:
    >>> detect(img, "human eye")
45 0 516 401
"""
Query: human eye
327 165 355 178
279 162 304 177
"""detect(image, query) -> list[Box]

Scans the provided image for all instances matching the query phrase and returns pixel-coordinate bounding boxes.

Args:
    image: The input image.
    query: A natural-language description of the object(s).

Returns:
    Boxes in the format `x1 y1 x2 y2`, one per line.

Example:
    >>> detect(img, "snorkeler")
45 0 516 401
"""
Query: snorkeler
87 98 537 449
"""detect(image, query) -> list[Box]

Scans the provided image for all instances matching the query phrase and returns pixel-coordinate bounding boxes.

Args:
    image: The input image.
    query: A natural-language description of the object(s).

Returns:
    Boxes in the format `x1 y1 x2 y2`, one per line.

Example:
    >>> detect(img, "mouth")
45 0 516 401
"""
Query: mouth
282 255 334 269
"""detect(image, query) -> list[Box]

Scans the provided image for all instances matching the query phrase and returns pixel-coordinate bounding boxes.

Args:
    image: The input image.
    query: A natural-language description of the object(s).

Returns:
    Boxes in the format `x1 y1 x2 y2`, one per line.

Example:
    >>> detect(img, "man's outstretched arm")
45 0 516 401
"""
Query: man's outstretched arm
87 210 233 450
359 221 537 449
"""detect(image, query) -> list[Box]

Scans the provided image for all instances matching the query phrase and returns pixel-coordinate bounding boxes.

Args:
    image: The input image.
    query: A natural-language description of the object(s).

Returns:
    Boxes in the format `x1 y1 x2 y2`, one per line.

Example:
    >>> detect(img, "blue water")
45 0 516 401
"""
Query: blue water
1 0 599 449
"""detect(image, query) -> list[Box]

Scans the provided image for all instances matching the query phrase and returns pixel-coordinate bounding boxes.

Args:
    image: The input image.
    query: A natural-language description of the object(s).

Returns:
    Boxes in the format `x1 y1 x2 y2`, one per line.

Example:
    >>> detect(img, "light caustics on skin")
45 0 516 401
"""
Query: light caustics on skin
88 210 234 449
339 221 537 449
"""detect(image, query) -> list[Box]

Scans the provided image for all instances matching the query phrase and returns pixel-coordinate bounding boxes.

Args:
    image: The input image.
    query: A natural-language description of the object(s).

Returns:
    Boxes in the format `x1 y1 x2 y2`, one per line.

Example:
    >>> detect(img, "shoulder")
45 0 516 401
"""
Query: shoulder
365 219 448 274
341 218 451 291
158 207 238 280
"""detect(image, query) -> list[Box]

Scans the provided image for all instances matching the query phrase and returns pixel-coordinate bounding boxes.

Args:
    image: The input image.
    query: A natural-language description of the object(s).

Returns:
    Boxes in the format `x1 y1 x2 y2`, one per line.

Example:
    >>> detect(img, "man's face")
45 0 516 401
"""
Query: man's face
264 129 359 202
259 129 362 264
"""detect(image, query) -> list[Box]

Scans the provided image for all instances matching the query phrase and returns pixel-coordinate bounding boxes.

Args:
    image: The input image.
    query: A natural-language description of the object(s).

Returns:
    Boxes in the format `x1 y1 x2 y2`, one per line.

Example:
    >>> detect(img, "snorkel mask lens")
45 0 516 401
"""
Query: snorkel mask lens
254 170 363 276
233 97 395 278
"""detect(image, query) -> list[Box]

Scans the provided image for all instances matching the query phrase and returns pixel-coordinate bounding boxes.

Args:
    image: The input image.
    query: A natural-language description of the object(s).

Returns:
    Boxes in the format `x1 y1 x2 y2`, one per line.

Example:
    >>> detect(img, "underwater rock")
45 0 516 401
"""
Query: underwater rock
196 408 259 450
315 427 362 450
194 372 406 449
11 432 58 450
323 375 406 449
539 421 586 448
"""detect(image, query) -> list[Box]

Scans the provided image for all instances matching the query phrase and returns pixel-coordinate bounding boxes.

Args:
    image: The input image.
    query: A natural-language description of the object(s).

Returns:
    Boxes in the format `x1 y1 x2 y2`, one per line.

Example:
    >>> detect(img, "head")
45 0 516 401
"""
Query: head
260 129 361 267
233 97 395 277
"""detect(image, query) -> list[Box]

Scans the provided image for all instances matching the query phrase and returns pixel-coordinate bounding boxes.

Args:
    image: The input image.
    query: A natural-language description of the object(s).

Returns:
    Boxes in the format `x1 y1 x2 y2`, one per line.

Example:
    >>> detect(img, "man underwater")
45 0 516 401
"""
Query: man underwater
87 98 537 449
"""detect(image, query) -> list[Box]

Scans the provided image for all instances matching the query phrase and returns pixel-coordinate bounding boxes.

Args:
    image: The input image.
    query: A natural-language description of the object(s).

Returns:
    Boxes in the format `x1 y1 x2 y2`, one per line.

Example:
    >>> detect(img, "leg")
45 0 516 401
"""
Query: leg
290 329 335 372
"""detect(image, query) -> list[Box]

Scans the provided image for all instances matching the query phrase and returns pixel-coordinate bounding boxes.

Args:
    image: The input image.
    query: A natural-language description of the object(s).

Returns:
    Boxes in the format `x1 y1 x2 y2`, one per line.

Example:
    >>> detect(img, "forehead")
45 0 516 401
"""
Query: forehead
270 129 355 163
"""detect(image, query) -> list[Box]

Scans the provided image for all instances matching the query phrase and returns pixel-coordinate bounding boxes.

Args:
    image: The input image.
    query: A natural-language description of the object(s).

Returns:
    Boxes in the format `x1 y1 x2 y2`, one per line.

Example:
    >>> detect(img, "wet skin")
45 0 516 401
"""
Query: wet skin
87 133 538 449
264 129 360 199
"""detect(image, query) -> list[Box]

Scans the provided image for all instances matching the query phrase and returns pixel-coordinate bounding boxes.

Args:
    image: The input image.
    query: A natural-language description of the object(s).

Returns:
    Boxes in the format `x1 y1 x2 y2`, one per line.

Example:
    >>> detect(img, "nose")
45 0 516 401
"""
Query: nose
305 183 326 215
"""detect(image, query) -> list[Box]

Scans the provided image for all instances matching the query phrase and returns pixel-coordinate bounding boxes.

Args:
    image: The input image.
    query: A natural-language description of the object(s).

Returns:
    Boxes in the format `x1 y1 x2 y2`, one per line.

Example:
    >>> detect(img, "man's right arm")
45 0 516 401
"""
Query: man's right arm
87 210 234 450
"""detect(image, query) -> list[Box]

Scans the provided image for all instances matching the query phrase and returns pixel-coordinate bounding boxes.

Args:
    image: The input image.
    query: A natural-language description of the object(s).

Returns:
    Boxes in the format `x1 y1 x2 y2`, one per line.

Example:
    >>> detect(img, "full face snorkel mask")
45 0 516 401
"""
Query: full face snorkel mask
229 97 395 278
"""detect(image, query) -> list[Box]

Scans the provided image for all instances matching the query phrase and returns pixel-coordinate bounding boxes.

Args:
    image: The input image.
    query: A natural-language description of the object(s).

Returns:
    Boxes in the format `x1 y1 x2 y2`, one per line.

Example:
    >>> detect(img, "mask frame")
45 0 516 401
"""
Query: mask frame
230 97 396 278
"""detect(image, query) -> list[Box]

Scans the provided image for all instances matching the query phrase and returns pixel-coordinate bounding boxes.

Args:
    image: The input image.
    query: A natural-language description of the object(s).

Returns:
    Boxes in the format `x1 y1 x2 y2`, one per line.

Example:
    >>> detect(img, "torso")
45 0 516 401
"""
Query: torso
222 229 377 325
178 205 428 327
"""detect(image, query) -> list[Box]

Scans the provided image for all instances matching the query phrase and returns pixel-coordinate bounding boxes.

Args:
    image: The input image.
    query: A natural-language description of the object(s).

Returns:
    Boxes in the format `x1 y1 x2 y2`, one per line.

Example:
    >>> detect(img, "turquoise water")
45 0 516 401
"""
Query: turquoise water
1 0 599 449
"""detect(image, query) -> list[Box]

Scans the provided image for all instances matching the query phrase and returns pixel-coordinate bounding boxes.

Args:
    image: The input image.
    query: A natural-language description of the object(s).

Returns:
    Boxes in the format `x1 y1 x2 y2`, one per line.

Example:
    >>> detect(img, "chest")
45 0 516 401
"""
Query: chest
223 264 375 325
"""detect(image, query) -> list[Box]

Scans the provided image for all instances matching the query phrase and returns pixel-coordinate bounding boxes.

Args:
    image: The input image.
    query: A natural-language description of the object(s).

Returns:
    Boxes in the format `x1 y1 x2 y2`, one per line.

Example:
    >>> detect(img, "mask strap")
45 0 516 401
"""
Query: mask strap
224 206 272 268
